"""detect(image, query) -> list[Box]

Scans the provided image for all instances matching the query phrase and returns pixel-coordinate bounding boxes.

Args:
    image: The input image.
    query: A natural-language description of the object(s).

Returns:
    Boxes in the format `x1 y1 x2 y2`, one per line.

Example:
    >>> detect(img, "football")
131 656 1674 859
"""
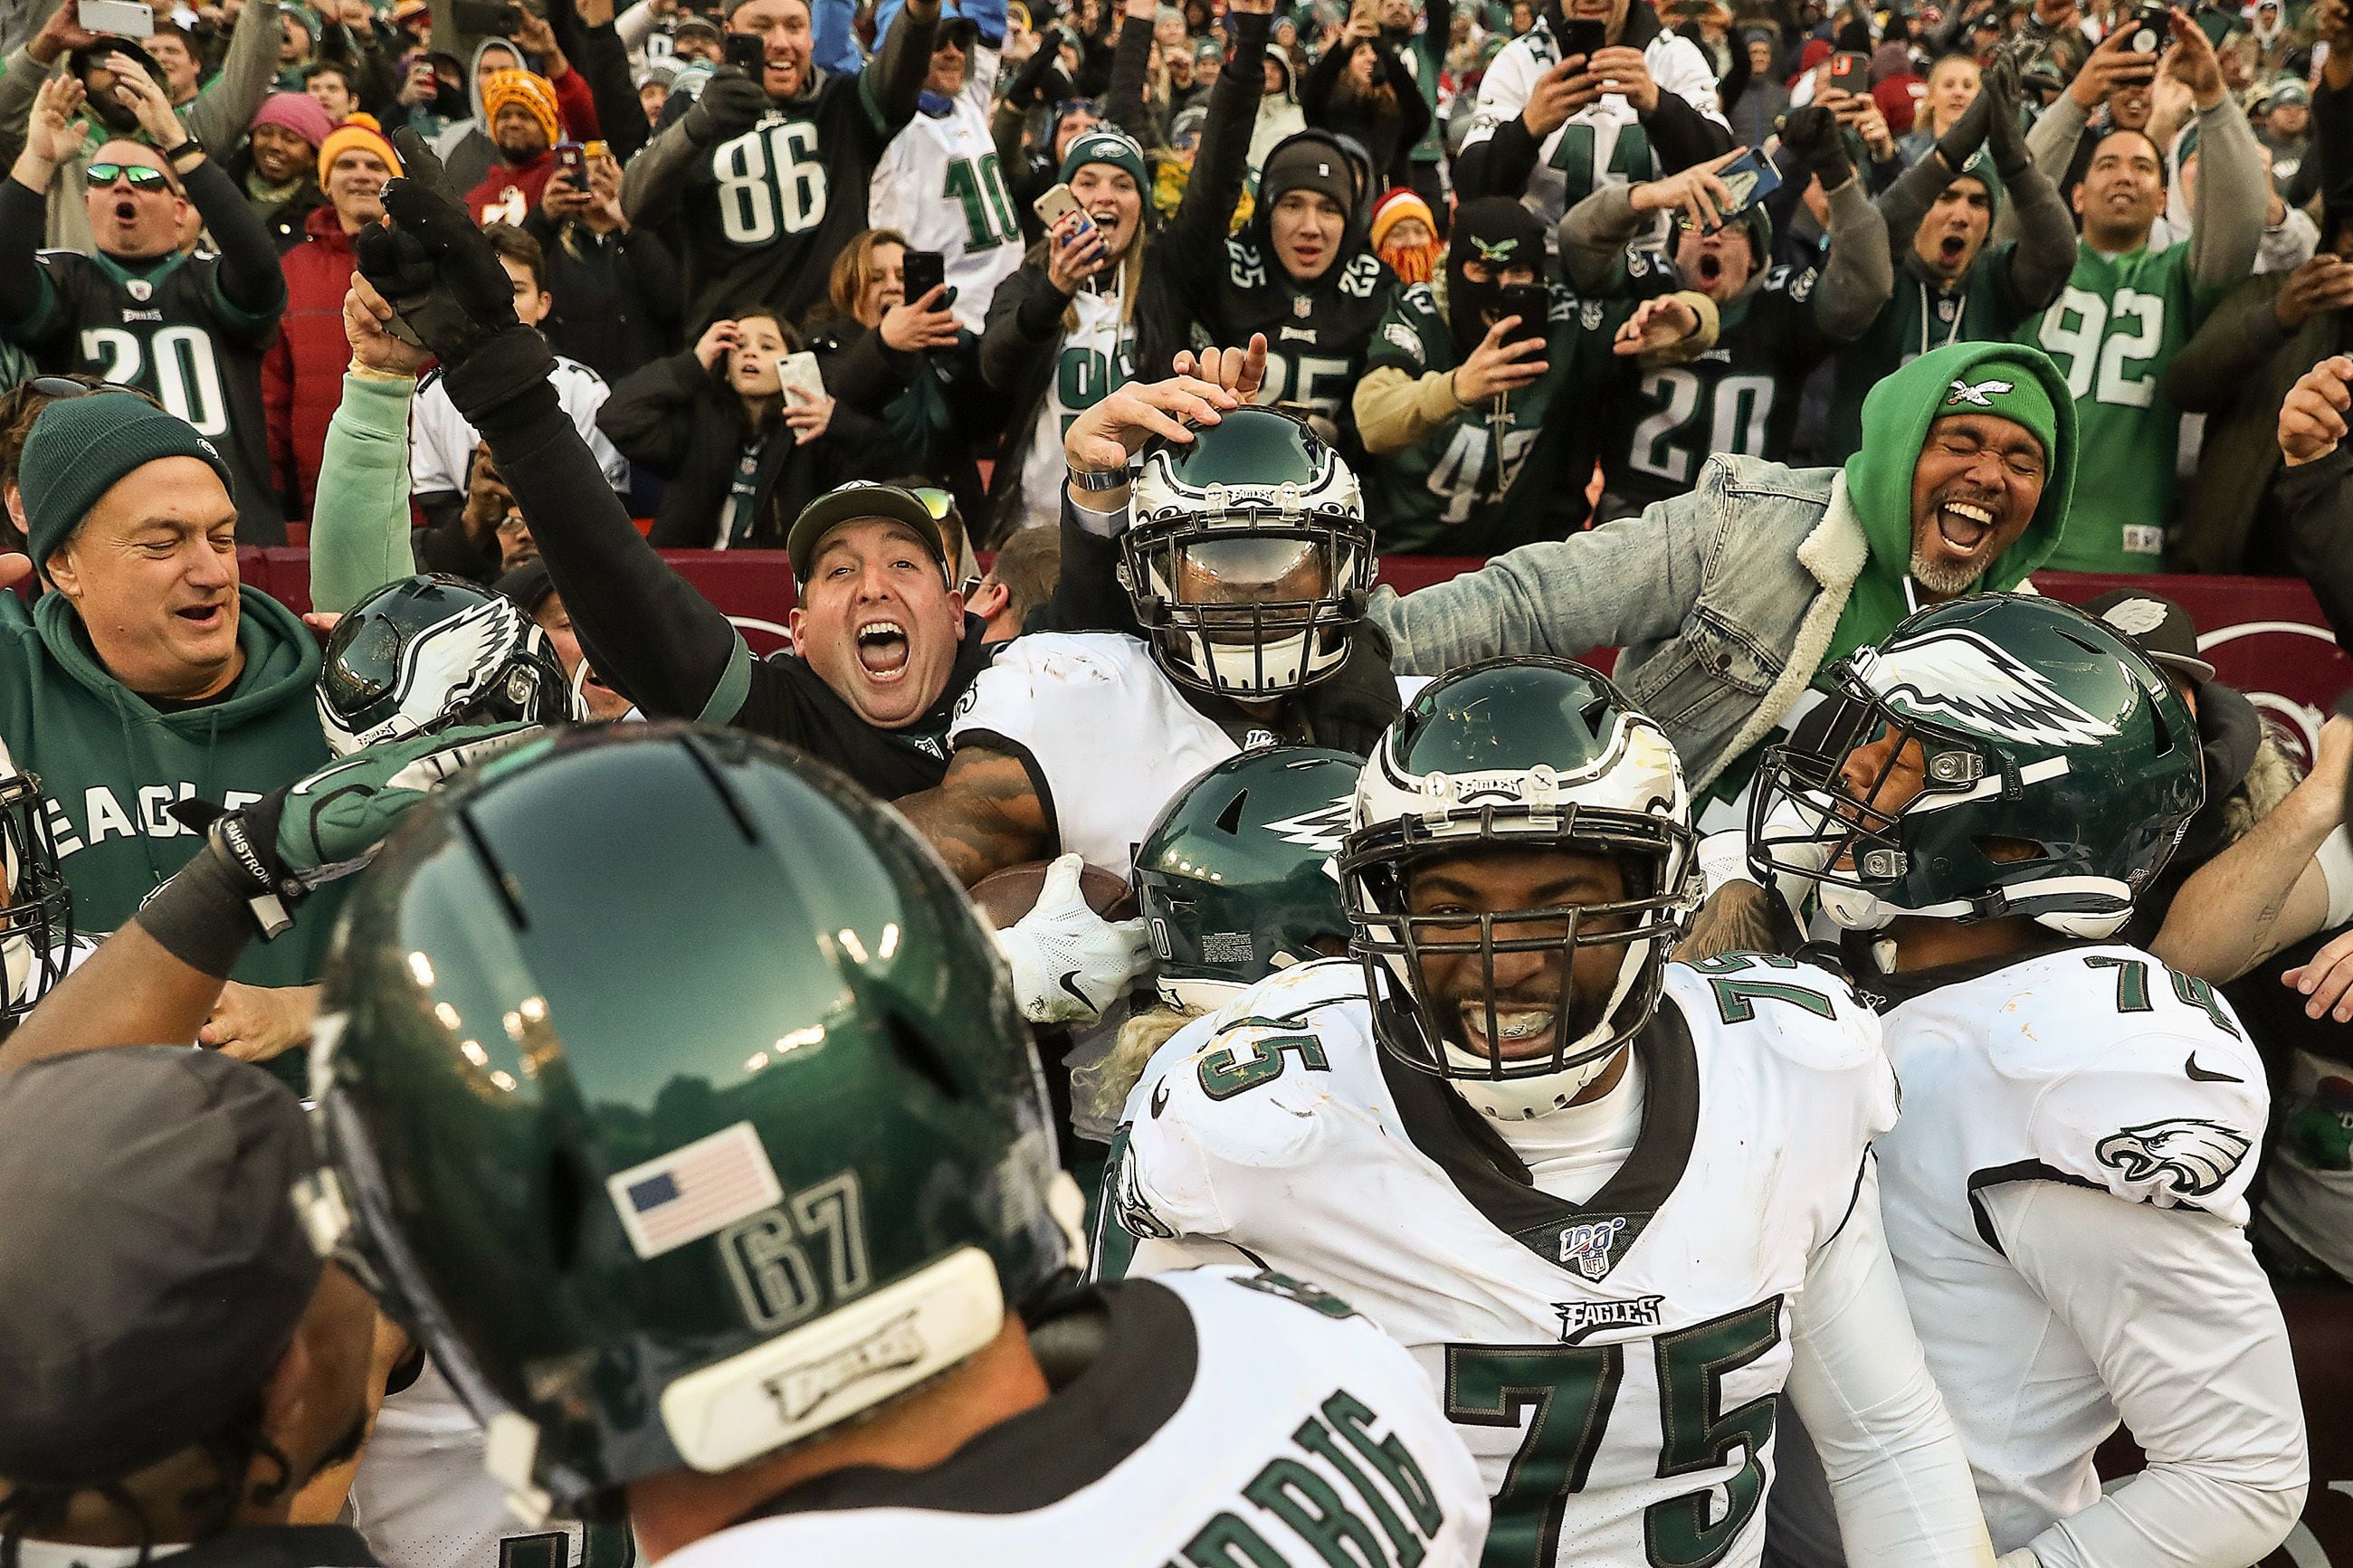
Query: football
969 860 1138 929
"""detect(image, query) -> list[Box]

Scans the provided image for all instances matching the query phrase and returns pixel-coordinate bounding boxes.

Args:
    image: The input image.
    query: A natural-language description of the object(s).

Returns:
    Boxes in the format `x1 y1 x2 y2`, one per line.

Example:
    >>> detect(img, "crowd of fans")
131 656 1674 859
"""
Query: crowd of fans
0 0 2351 1557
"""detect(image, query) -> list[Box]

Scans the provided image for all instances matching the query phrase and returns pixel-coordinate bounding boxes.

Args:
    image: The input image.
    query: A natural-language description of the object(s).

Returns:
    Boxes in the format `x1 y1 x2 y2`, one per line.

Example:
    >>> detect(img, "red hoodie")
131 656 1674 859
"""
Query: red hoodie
262 202 360 517
467 147 557 227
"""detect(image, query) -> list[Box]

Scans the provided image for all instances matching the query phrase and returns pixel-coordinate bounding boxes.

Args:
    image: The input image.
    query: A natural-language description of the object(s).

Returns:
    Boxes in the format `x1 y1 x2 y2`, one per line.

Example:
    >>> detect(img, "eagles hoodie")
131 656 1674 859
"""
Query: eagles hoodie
1825 338 2077 672
0 584 341 988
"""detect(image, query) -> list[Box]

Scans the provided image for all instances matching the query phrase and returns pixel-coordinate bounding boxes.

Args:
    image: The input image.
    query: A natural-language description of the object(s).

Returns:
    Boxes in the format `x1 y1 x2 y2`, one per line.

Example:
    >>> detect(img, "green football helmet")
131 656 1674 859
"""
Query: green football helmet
298 725 1079 1518
1121 405 1375 700
1340 659 1700 1121
318 575 579 758
1132 746 1361 1012
1748 593 2204 938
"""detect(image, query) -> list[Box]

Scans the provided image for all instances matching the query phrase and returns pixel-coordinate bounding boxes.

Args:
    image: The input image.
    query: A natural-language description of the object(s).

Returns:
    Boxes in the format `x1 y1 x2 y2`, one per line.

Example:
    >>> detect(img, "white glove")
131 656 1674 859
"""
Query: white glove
993 852 1153 1026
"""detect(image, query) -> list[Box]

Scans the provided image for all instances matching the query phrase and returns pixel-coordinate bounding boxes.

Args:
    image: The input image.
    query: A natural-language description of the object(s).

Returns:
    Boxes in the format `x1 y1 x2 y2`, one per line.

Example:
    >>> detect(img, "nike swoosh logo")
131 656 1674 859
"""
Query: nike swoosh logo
1057 969 1091 1010
2186 1052 2243 1084
1150 1079 1170 1118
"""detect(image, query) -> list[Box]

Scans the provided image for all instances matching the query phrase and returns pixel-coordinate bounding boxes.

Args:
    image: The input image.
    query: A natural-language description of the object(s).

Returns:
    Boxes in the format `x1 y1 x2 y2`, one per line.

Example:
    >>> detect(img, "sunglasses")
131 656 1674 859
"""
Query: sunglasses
27 376 140 399
84 162 172 191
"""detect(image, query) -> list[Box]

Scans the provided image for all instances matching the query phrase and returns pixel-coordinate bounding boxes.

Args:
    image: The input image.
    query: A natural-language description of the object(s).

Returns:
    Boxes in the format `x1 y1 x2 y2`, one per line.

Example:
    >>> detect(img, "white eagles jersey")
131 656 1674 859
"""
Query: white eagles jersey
348 1360 620 1568
1459 24 1727 232
948 632 1253 880
658 1268 1491 1568
410 357 627 498
867 44 1021 332
1015 281 1134 532
1865 941 2272 1550
1106 955 1896 1568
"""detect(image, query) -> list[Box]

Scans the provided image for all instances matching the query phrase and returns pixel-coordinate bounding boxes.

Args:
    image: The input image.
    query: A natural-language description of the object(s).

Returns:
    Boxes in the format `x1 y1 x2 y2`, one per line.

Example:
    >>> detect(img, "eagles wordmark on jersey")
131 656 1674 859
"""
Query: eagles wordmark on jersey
655 1269 1491 1568
1106 955 1903 1568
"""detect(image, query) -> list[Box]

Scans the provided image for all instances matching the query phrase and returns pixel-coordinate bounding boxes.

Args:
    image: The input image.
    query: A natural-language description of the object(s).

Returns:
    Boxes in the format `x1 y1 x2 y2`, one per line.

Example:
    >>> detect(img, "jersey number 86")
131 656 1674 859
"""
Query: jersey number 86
713 121 830 245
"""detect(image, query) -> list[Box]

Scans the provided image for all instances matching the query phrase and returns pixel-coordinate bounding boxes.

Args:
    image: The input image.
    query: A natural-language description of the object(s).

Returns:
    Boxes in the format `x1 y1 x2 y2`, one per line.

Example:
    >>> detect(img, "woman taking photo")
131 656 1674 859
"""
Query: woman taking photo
597 309 881 552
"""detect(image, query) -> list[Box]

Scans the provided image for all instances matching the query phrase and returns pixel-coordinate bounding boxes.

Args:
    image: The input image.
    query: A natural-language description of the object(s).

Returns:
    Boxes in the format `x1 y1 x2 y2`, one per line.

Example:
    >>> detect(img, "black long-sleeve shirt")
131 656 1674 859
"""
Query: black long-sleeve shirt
448 349 996 799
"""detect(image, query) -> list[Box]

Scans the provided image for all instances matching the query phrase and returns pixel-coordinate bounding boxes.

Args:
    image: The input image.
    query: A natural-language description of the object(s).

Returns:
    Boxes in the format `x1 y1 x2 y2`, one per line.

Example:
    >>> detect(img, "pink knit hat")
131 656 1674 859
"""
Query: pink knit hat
251 90 335 148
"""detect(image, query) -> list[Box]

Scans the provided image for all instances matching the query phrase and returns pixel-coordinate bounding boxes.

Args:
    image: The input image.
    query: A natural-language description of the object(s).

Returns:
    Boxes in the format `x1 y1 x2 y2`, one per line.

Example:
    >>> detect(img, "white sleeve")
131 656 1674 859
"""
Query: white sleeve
869 131 914 236
965 43 999 110
1983 1180 2308 1568
407 380 473 495
1462 40 1538 150
560 372 630 490
1786 1161 1997 1568
1650 35 1730 129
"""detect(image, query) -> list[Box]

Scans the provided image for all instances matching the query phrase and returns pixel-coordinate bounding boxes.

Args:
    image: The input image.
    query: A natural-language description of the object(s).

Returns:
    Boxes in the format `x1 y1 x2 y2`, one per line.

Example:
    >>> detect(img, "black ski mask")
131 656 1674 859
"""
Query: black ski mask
1445 197 1548 358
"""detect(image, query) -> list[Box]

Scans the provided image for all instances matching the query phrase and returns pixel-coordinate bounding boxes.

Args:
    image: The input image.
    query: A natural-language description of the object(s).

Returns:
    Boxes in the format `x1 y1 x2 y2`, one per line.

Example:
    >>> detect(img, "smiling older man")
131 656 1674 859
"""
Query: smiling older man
1369 337 2078 841
0 392 336 990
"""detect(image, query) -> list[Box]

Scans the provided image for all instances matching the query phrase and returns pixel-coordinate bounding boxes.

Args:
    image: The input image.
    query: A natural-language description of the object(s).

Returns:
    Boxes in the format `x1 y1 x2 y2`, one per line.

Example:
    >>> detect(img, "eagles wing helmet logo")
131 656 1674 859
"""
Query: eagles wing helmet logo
2096 1117 2252 1198
1853 629 2121 747
1944 376 2015 408
1263 793 1355 854
400 597 523 720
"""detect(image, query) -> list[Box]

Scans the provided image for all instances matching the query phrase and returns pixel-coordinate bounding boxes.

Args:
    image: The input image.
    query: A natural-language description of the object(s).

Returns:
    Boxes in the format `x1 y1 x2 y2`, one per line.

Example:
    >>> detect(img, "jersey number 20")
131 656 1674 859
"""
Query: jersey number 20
713 121 829 244
1446 1297 1782 1568
79 325 228 436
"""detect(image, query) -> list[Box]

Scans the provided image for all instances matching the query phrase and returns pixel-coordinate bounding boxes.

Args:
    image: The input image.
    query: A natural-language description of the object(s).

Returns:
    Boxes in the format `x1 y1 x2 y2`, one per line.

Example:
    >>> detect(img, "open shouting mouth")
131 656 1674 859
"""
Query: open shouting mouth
853 617 910 679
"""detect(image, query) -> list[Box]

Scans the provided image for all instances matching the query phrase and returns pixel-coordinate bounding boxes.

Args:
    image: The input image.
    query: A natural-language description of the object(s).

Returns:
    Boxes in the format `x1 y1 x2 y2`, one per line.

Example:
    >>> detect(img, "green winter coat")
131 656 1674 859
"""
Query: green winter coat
0 585 341 987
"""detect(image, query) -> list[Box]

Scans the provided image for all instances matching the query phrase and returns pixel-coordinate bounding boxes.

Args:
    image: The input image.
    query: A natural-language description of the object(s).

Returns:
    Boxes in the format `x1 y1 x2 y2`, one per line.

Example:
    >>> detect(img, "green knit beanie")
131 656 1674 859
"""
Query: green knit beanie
1928 355 2058 464
1060 127 1148 191
19 394 236 581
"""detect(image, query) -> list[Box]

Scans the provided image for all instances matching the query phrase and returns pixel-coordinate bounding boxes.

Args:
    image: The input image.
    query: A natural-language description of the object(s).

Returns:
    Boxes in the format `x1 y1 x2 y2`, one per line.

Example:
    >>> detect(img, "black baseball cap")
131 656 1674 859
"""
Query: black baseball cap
786 481 951 584
0 1049 325 1487
2077 588 2217 684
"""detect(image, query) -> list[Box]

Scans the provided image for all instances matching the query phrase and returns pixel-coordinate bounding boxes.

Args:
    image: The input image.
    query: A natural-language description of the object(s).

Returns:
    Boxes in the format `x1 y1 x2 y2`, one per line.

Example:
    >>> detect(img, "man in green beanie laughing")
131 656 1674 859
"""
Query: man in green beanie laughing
1367 335 2078 826
0 390 339 1010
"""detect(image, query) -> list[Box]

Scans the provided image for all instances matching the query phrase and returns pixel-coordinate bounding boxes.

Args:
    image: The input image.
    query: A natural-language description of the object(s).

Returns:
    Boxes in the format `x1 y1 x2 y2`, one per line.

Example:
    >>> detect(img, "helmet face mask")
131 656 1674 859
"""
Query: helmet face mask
1341 660 1698 1119
1121 407 1375 701
0 767 71 1019
1748 594 2205 939
319 575 584 757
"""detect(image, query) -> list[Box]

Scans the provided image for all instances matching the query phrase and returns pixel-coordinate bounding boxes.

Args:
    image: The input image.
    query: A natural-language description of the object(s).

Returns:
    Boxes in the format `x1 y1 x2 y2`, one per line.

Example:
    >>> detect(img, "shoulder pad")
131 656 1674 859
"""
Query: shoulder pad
948 632 1155 739
1668 953 1883 1071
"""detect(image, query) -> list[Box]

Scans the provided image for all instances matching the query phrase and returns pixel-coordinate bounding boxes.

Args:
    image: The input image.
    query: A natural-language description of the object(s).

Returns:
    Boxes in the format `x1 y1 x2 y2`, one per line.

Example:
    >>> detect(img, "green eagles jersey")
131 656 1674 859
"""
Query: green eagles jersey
1360 281 1607 554
0 587 341 991
1596 252 1834 520
1821 247 2036 463
2018 241 2222 573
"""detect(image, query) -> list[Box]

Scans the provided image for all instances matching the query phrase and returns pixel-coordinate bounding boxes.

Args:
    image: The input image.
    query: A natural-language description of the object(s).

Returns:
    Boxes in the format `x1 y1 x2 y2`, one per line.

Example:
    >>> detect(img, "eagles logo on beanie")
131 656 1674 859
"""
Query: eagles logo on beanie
1445 196 1547 357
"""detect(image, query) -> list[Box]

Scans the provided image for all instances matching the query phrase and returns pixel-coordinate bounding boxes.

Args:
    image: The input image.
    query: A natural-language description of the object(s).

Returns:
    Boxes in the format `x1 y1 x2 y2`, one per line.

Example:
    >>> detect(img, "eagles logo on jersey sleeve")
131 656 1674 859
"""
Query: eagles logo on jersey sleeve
2013 948 2266 1223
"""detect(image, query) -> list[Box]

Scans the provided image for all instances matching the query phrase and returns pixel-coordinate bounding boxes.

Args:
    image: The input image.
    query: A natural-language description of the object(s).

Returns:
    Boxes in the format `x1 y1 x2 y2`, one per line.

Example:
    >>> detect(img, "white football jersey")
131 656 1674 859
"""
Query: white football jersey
657 1268 1490 1568
349 1361 619 1568
1866 941 2270 1551
1014 282 1133 531
867 45 1021 332
948 632 1248 880
410 358 627 498
1109 955 1897 1568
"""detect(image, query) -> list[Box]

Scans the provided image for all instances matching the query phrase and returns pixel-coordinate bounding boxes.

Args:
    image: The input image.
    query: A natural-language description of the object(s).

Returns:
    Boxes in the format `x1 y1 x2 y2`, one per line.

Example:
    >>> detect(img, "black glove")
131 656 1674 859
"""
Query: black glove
1932 72 1995 175
353 177 521 368
1780 103 1852 189
386 123 448 193
682 67 770 145
1008 39 1063 106
1980 52 2030 176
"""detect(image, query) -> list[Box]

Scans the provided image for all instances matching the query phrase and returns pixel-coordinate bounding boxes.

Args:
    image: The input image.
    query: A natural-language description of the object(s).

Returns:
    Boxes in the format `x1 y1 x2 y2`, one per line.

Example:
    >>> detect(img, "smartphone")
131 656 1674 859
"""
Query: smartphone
2125 2 2169 52
451 0 519 32
78 0 155 36
553 140 585 182
1554 15 1607 59
722 29 767 73
1032 182 1100 247
901 248 948 306
1686 146 1782 235
777 350 825 404
1828 48 1869 85
1495 283 1551 347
